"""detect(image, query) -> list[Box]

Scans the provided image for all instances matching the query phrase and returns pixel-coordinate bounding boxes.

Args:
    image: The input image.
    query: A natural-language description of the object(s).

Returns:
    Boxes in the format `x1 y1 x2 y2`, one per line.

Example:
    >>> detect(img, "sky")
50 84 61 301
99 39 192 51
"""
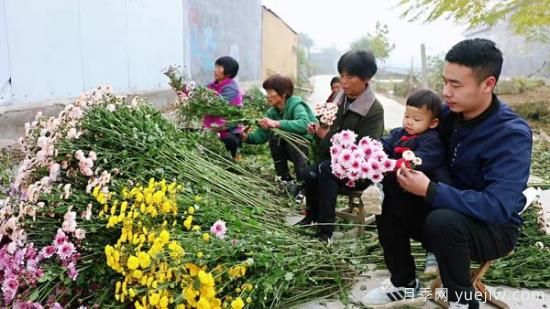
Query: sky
261 0 466 69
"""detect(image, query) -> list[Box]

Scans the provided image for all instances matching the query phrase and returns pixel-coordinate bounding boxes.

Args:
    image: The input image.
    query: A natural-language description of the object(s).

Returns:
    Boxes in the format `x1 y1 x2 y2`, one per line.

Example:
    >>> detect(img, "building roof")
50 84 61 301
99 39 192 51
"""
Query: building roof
262 5 298 35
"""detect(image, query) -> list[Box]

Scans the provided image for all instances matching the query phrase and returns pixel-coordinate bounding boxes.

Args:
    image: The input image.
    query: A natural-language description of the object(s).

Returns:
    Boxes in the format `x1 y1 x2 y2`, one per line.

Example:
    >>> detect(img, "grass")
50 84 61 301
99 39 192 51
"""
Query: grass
0 148 17 198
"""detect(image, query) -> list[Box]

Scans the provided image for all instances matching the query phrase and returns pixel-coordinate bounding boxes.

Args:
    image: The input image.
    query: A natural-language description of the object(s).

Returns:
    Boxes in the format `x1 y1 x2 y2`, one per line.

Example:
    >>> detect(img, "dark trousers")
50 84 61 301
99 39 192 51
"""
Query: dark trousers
221 132 241 158
376 175 518 308
304 160 368 233
268 136 309 181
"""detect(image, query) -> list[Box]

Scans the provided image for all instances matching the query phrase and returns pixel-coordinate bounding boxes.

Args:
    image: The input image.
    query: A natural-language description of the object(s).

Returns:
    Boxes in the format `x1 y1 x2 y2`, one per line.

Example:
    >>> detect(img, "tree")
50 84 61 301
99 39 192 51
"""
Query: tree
298 33 314 54
297 33 315 88
398 0 550 41
426 54 445 93
350 22 395 63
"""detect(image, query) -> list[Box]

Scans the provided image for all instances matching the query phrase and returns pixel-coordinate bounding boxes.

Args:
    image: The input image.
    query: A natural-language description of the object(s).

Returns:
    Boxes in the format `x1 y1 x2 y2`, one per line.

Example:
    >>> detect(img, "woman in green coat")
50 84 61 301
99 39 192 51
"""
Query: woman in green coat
241 74 318 182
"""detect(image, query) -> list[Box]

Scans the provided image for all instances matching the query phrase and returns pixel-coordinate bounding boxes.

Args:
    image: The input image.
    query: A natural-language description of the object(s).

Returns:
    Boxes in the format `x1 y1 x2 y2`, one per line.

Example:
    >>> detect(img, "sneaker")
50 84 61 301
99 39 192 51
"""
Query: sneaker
449 301 469 309
362 279 425 308
424 252 439 274
294 216 313 226
294 190 305 204
362 183 384 215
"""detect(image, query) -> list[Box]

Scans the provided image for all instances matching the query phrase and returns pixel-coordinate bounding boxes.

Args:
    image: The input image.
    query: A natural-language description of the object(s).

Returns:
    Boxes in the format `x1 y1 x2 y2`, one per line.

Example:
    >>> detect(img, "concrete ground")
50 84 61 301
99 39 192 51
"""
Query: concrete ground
292 76 550 308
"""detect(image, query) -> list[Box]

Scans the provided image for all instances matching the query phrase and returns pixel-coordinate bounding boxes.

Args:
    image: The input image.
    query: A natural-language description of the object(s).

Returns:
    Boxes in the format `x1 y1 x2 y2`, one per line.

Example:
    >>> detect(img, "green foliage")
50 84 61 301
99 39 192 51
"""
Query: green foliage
495 77 546 95
350 22 395 63
485 206 550 288
0 148 17 198
515 102 550 124
399 0 550 41
393 77 422 97
427 54 445 93
297 33 315 90
529 137 550 182
181 87 246 124
242 87 268 120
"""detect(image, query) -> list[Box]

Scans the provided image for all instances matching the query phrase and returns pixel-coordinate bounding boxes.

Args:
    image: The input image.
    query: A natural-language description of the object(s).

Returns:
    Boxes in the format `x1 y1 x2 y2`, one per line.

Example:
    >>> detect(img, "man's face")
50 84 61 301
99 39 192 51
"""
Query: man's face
442 62 495 120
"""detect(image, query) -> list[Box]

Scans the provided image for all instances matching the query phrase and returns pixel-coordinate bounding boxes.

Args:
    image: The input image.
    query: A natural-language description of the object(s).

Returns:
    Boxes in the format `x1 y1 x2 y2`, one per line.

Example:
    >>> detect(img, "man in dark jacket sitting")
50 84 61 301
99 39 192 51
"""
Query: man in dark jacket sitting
363 39 532 309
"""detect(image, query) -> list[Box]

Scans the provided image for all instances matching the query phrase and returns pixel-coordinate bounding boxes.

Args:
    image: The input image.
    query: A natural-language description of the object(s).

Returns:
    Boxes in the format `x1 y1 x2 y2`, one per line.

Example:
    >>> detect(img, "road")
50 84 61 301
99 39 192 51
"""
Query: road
307 75 405 130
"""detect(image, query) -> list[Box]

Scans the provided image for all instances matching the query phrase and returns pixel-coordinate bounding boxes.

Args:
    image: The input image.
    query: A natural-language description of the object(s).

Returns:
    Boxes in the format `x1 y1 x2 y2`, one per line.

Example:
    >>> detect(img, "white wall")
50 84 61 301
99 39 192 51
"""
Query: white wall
0 0 186 108
0 0 12 104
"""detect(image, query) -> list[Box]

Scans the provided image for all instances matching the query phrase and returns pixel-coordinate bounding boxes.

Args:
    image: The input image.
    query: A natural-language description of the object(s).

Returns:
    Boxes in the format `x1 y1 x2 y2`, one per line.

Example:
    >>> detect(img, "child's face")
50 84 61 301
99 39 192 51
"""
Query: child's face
331 82 341 94
402 105 439 135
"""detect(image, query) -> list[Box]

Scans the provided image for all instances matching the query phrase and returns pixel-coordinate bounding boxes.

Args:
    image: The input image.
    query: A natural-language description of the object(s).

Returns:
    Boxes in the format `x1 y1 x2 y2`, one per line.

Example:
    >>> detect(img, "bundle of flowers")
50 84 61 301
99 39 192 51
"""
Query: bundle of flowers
329 130 396 187
314 102 338 127
163 66 246 127
242 87 268 120
0 86 362 308
395 150 423 169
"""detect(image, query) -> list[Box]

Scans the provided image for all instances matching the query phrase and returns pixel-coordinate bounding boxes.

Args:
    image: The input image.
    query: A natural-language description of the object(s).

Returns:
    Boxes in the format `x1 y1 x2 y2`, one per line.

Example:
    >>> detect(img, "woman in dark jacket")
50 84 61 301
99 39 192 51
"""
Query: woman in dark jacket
298 50 385 241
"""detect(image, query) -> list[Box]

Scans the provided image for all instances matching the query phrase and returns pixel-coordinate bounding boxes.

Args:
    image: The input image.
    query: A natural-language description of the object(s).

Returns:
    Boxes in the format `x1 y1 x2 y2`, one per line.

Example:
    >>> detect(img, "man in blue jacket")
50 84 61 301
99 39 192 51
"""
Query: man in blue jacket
363 39 532 309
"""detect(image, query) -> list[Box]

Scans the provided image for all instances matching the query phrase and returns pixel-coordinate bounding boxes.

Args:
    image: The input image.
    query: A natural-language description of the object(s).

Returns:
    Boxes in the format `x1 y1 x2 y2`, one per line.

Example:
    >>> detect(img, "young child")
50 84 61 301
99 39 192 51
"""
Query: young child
379 89 451 274
203 56 244 159
326 76 341 103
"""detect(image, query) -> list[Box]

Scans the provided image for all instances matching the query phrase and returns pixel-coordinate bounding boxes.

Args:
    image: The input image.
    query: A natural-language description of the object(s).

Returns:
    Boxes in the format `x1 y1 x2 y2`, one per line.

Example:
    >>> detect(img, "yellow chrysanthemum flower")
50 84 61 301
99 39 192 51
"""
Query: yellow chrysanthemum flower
133 269 143 279
202 233 210 241
184 216 193 230
231 297 244 309
198 270 215 287
159 230 170 244
200 285 216 299
127 256 139 270
160 295 169 308
149 292 160 306
183 286 199 306
242 283 253 292
197 296 211 309
152 191 164 204
138 252 151 268
185 263 201 277
187 206 195 214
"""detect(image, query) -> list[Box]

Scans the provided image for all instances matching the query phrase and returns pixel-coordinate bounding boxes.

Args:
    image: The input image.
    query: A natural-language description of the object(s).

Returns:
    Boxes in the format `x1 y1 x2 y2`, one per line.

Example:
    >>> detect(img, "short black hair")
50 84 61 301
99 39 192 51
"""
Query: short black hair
330 76 340 86
406 89 443 119
337 50 377 80
445 38 503 83
262 74 294 99
215 56 239 78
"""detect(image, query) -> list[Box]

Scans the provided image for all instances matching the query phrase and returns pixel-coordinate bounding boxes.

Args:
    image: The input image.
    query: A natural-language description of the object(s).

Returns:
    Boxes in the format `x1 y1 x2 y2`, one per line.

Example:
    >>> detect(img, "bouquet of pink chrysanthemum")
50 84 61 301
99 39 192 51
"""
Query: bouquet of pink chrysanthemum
314 102 338 127
329 130 396 187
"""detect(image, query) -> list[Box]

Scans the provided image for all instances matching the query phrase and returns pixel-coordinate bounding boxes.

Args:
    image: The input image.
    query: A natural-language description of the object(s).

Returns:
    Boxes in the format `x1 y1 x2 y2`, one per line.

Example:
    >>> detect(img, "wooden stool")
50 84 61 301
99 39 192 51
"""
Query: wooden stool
430 255 512 308
335 189 375 236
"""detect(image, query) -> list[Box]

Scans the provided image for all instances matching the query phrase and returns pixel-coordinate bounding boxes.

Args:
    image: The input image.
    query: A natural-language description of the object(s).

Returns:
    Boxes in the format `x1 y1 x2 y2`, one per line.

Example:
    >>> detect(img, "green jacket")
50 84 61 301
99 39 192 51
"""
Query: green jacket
317 86 385 162
246 96 318 144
